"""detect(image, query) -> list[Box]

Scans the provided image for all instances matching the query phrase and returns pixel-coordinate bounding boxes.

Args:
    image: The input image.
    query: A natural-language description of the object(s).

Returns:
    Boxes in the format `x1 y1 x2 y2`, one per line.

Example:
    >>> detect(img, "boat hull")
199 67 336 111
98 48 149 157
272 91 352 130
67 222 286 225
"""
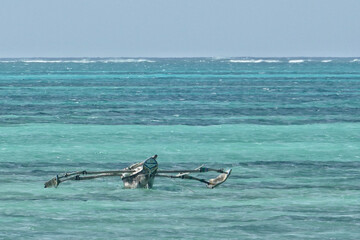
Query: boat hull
121 155 158 189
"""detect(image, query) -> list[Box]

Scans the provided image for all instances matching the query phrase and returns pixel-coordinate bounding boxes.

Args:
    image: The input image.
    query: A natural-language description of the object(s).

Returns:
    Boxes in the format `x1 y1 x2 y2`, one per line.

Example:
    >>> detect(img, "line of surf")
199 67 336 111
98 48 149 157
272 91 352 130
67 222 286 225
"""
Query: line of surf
0 59 156 63
229 59 281 63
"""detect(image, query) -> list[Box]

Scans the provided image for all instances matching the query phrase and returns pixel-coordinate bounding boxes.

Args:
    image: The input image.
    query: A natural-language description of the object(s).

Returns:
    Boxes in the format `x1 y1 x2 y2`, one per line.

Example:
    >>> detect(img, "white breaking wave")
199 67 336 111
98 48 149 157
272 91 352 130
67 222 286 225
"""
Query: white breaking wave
351 59 360 62
0 60 16 63
289 59 305 63
22 59 96 63
263 60 281 63
99 59 156 63
229 59 280 63
0 59 156 63
321 60 332 63
230 60 263 63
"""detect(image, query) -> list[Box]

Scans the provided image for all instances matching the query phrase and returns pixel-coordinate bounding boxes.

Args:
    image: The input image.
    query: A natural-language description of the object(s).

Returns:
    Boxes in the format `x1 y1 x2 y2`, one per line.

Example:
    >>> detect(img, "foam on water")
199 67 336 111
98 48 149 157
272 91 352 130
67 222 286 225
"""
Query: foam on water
0 58 155 63
288 59 305 63
22 59 95 63
229 59 280 63
98 59 156 63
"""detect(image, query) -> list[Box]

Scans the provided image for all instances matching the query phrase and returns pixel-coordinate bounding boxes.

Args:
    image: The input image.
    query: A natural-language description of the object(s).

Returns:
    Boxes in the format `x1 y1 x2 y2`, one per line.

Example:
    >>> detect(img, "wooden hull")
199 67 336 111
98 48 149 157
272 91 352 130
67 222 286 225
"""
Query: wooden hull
121 155 158 189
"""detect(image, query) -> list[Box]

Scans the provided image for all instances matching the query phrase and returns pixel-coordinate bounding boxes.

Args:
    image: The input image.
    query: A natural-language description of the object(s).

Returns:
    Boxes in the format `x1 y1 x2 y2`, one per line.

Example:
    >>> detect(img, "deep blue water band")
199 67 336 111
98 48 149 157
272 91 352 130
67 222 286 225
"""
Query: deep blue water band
1 58 359 125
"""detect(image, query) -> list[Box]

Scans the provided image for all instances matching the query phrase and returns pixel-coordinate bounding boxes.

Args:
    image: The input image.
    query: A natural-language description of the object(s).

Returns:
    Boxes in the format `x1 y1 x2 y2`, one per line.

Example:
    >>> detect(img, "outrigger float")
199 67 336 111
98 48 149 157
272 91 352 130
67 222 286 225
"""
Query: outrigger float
44 155 232 189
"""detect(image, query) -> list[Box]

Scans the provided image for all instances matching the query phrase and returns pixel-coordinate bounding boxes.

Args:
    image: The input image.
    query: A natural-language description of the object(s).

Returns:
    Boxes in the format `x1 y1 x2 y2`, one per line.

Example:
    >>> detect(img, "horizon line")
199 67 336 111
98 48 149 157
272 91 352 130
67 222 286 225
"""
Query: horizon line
0 56 359 59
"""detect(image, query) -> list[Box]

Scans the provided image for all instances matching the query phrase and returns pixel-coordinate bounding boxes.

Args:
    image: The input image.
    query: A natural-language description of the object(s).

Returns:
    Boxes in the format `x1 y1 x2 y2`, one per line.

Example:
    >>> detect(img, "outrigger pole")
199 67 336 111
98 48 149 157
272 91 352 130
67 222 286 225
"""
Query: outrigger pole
156 169 232 189
44 155 232 189
44 170 135 188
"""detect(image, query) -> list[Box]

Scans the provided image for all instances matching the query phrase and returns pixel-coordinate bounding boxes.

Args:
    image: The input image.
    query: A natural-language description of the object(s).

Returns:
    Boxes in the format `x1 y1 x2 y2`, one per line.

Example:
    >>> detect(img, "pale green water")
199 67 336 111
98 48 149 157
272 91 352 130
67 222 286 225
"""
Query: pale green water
1 123 360 239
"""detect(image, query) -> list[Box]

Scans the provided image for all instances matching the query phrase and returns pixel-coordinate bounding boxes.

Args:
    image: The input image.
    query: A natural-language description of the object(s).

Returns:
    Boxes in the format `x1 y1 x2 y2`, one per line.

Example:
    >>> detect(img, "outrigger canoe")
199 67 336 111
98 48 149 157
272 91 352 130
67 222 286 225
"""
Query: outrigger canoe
44 155 232 189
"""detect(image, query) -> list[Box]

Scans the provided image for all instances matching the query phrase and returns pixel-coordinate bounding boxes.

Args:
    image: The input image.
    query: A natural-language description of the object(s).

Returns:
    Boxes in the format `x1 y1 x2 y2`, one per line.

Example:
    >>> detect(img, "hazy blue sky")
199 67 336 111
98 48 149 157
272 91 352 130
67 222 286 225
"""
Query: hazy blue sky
1 0 359 57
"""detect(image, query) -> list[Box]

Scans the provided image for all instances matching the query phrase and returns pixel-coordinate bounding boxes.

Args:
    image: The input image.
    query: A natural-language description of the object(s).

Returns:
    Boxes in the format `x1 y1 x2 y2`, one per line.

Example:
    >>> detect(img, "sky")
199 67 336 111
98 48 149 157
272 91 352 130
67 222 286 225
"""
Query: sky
0 0 360 58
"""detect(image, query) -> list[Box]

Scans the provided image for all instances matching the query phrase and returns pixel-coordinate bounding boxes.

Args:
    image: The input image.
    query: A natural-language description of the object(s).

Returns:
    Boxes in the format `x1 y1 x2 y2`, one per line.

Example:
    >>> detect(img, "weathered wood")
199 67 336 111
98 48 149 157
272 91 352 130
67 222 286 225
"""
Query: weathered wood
157 167 225 174
121 155 158 189
44 170 134 188
61 173 123 182
156 169 232 189
58 170 134 179
44 155 231 189
207 169 232 189
156 173 210 184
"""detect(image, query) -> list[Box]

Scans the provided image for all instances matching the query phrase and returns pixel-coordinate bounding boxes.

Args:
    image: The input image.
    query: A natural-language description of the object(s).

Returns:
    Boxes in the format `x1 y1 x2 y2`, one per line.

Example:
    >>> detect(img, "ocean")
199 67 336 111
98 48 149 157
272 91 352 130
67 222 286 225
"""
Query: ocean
1 58 360 239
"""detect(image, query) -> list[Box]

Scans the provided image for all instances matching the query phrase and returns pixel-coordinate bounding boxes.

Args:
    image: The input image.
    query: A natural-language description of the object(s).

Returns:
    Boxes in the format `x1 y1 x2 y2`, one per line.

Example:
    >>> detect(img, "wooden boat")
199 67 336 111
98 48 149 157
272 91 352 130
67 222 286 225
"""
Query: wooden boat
121 155 159 189
44 155 232 189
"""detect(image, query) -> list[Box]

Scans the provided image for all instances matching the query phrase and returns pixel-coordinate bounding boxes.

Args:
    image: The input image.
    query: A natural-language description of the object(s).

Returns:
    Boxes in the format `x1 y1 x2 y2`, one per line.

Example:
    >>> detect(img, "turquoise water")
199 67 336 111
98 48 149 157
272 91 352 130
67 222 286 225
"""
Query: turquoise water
1 58 360 239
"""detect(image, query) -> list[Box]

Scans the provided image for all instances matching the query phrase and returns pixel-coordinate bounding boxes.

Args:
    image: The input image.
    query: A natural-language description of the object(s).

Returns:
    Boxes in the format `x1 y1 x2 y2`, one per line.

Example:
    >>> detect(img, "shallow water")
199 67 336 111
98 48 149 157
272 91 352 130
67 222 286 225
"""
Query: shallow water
1 58 360 239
